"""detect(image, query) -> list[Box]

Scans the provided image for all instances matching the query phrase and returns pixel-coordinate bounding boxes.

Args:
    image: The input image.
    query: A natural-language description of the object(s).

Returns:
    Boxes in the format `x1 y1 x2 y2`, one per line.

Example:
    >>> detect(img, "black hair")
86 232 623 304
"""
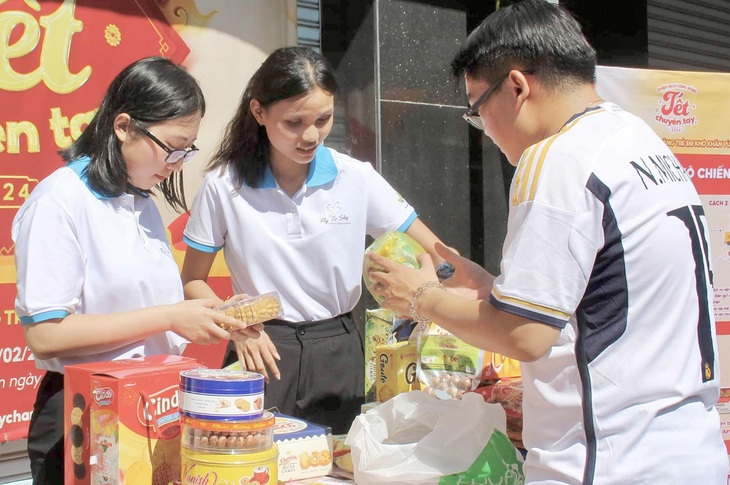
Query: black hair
60 56 205 212
207 47 338 187
451 0 597 90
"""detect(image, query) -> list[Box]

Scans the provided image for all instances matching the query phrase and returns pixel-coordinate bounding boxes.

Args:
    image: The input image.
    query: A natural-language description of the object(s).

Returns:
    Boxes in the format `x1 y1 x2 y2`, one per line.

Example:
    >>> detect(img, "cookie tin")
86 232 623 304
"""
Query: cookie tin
181 443 278 485
179 369 265 421
181 412 275 453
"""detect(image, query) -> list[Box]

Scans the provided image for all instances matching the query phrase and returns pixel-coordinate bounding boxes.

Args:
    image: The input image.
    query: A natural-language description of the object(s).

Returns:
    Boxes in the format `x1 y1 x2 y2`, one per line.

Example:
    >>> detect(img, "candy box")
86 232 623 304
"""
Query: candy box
63 355 200 485
273 413 333 482
375 341 419 402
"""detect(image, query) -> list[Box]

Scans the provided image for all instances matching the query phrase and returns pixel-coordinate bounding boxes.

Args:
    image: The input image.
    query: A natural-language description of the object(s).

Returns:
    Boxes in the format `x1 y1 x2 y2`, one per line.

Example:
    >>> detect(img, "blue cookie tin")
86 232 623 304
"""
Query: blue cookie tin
179 369 265 421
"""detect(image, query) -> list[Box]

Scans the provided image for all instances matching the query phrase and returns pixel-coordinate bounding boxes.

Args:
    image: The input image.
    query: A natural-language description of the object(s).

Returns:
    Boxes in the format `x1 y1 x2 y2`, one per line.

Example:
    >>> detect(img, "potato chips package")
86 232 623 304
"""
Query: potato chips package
362 231 425 304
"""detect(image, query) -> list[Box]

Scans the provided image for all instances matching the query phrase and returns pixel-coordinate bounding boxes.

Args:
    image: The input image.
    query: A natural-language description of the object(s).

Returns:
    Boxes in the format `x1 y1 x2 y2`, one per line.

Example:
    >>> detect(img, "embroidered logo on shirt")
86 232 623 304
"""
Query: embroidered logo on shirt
320 201 351 225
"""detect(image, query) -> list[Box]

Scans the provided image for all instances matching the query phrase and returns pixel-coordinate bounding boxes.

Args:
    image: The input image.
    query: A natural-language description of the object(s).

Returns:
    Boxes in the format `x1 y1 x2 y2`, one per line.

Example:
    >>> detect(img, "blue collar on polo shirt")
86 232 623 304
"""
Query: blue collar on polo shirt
257 145 337 189
68 157 112 200
67 157 149 199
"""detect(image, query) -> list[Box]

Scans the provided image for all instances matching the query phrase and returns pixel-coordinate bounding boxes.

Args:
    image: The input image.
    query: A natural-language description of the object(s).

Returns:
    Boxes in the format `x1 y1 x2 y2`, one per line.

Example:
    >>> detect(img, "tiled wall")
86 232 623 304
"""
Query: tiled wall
323 0 511 273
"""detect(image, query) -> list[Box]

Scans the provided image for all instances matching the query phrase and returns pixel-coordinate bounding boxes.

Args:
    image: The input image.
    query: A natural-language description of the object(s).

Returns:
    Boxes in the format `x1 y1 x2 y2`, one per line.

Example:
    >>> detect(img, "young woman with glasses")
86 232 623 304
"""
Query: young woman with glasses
12 56 259 485
181 47 444 434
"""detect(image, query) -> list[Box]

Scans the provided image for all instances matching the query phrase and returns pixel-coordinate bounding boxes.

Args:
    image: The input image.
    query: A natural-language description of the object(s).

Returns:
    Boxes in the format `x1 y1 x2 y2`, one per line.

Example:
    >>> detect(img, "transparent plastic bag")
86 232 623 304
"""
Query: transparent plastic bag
363 231 425 304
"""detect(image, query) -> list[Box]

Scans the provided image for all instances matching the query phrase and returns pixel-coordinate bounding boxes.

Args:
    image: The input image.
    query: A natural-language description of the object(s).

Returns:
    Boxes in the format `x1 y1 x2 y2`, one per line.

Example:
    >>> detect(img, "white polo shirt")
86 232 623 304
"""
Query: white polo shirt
183 146 416 322
13 158 187 374
492 104 726 483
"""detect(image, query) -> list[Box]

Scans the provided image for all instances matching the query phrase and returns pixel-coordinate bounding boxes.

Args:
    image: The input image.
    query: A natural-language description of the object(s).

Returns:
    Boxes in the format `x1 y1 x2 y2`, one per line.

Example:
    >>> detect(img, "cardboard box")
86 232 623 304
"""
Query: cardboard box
273 413 333 482
364 309 395 402
375 341 419 402
64 355 200 485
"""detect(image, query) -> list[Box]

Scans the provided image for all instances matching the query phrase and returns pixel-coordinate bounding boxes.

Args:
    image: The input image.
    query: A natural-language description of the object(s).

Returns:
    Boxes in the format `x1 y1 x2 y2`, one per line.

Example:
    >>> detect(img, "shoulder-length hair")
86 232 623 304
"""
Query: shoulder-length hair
207 47 338 187
60 56 206 212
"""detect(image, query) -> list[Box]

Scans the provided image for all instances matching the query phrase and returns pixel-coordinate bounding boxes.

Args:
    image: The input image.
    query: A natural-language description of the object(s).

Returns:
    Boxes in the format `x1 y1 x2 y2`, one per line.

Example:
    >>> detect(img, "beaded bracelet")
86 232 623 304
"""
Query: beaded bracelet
409 281 445 323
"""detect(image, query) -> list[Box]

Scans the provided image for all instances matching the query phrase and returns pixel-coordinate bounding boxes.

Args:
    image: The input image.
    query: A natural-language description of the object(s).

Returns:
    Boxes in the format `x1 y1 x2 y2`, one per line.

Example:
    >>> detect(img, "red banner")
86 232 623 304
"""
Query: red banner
0 0 190 442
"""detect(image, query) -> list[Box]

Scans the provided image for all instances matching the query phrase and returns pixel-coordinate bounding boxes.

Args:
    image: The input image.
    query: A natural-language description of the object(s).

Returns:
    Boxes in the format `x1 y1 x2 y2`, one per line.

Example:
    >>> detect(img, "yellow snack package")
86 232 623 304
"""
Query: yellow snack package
362 231 425 304
364 308 395 402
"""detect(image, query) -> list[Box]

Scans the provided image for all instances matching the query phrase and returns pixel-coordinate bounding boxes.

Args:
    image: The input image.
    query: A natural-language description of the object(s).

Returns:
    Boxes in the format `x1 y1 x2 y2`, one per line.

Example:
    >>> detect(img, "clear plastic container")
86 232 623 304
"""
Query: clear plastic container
218 292 283 326
181 412 275 453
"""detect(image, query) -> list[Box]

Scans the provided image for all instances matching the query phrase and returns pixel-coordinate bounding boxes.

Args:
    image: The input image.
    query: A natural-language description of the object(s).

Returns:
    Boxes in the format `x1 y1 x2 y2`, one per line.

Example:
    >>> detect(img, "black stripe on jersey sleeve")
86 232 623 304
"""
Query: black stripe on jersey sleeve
488 293 568 329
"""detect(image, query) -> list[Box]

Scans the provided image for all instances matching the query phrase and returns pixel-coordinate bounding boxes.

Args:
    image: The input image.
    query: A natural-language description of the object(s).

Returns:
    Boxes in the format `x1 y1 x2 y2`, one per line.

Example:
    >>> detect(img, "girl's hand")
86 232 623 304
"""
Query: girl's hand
234 331 281 382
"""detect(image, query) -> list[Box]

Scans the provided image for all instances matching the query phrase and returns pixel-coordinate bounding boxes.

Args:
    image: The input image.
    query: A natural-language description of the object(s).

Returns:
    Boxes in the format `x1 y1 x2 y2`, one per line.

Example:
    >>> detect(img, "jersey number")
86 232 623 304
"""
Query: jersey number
667 205 714 382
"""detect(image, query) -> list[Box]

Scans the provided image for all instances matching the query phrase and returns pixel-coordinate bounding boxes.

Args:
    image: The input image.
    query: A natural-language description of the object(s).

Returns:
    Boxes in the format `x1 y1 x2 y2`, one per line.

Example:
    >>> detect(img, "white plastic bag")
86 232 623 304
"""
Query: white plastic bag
346 391 506 485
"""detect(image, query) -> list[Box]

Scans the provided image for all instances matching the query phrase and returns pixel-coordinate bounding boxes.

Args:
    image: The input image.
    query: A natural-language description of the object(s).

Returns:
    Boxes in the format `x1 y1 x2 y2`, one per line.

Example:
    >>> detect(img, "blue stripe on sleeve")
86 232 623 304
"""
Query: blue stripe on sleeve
397 211 418 232
20 310 70 325
182 235 223 253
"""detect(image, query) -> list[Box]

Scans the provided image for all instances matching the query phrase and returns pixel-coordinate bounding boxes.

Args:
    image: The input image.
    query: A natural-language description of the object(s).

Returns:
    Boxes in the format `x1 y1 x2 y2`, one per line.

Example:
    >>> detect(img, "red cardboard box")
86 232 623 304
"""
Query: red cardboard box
64 355 201 485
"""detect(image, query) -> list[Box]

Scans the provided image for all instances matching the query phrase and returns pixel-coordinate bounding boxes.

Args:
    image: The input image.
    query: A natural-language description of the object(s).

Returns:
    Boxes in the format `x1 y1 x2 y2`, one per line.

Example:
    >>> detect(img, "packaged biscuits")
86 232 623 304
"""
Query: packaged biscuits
217 292 283 330
181 412 275 453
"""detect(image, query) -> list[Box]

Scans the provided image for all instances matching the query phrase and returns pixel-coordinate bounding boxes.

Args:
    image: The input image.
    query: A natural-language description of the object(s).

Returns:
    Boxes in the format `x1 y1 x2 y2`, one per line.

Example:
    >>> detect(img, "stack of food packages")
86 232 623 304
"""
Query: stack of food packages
362 310 524 451
179 369 279 485
354 230 525 467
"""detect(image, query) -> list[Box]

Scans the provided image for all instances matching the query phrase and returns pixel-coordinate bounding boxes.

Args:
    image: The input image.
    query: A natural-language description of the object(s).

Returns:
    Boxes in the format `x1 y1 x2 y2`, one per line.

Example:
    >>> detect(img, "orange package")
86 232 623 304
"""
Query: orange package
481 351 522 381
64 355 201 484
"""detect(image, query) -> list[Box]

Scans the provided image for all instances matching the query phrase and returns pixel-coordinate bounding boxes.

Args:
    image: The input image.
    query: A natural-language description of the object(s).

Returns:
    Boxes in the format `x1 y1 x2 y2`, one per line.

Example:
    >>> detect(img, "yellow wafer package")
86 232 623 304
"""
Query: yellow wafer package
362 231 425 304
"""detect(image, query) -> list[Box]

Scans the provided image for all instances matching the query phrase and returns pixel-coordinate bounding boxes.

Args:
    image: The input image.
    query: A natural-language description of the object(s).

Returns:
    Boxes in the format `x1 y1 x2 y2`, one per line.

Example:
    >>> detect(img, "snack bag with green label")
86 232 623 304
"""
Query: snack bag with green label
363 231 425 304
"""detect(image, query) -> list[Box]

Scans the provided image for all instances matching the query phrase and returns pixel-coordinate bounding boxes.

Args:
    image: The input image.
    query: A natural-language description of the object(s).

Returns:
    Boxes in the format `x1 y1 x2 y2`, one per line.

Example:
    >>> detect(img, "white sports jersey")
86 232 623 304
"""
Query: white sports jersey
183 145 416 322
491 103 727 484
13 158 188 373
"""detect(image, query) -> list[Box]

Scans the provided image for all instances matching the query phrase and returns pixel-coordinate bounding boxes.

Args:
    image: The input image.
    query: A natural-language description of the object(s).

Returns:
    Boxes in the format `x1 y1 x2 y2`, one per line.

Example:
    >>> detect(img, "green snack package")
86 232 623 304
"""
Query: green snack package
363 231 425 304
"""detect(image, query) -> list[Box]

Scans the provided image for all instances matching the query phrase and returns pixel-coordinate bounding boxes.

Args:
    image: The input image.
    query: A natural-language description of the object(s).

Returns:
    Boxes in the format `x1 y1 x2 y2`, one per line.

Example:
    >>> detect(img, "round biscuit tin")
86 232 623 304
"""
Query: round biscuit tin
179 369 265 421
181 412 275 453
181 444 278 485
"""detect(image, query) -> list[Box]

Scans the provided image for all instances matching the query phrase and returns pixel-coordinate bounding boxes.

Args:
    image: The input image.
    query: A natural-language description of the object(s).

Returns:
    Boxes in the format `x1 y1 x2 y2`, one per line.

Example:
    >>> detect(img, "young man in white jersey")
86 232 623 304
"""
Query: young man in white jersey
367 0 728 483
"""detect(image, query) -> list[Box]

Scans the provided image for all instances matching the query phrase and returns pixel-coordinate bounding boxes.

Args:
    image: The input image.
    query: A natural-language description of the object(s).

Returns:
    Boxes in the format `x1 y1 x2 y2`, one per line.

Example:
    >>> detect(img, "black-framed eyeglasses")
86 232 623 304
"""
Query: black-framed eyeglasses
132 119 199 164
462 70 533 131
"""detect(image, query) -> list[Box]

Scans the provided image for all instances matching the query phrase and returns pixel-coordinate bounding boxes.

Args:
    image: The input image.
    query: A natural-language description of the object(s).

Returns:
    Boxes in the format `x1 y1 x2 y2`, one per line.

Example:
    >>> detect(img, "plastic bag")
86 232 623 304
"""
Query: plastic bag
346 391 522 485
363 231 425 304
439 429 524 485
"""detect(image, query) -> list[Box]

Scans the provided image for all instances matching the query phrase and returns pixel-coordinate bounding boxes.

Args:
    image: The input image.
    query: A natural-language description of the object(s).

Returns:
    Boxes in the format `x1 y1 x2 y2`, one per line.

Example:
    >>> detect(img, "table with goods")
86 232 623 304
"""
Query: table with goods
60 232 525 484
